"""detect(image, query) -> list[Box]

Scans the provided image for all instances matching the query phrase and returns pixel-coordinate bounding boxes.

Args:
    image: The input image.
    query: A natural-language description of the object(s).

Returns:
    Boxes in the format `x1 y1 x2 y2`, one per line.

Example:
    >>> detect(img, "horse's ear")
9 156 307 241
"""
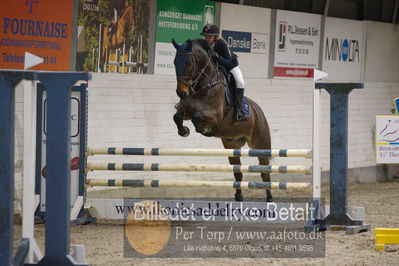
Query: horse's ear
186 39 192 51
172 39 180 49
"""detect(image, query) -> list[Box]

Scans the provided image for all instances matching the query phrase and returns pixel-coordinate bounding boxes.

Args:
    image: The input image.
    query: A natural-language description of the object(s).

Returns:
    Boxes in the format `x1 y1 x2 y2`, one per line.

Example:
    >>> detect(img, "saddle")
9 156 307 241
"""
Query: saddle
222 70 250 117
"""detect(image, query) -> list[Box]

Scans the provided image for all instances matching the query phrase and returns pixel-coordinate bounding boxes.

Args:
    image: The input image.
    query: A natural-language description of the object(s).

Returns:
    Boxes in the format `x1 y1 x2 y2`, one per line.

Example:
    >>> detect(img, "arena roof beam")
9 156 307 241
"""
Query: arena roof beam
393 0 399 23
324 0 330 16
312 0 317 14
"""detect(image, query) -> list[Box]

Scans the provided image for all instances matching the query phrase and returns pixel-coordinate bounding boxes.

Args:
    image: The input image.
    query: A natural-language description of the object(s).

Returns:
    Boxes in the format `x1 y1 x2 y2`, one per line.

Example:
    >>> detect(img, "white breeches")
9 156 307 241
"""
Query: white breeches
230 66 245 89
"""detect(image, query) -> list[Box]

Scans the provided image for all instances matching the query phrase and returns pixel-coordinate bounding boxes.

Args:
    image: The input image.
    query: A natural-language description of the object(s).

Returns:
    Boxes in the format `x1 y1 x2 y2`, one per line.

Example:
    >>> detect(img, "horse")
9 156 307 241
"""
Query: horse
99 5 135 72
172 39 272 202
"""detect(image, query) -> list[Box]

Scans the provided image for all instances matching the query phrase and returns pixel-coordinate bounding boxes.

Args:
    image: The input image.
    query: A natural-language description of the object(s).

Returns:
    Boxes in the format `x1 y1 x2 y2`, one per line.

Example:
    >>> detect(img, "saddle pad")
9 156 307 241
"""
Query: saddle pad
241 98 250 117
223 80 251 118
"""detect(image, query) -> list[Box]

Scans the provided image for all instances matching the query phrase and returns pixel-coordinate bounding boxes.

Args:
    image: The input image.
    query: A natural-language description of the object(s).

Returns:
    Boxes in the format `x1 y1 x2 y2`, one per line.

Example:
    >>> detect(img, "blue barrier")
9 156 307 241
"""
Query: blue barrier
0 70 90 266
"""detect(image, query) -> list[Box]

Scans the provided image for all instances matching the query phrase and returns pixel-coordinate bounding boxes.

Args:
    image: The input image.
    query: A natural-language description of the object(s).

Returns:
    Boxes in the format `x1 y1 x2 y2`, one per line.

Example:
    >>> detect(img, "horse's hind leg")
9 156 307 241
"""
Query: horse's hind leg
258 157 273 202
222 138 246 201
247 121 272 202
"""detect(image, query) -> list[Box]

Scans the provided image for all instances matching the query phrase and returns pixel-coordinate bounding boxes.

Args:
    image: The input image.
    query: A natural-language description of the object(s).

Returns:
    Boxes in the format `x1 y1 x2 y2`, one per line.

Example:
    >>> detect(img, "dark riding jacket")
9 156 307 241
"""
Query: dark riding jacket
212 39 238 72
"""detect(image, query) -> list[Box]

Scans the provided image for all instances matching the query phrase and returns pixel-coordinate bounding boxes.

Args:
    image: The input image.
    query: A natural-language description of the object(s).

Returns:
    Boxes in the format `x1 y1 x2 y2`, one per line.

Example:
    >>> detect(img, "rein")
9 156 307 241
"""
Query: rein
175 50 223 96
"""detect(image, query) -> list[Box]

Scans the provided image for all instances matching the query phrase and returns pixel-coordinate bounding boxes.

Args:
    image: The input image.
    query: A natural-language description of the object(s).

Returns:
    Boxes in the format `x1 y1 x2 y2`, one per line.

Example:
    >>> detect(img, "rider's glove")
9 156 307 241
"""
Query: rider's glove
210 50 219 60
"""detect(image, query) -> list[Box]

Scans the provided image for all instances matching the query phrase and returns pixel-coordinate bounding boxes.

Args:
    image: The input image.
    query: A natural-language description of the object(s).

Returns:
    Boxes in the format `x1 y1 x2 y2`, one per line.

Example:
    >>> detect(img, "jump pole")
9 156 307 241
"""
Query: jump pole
87 148 312 158
87 179 311 191
86 163 312 175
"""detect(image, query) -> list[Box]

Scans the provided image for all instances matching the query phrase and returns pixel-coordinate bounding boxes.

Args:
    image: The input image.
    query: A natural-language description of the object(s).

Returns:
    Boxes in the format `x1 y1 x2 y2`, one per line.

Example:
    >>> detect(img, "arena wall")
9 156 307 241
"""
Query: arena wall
85 73 397 183
12 18 399 202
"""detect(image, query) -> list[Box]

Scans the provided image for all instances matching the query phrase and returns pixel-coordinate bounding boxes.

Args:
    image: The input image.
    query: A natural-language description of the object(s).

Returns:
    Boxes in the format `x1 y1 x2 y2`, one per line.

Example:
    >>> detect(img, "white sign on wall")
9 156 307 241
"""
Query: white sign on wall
274 10 321 78
154 42 176 75
322 17 364 81
376 116 399 164
39 92 81 211
220 3 271 78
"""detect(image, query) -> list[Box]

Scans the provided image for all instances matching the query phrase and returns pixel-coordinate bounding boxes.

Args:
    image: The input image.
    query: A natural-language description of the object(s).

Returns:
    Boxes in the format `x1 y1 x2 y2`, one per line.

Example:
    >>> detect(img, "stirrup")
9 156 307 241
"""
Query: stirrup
233 111 248 122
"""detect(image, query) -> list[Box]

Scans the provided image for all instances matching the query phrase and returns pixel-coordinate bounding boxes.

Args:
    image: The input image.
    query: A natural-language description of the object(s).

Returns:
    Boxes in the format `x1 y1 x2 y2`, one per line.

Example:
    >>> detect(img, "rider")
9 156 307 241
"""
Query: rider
200 24 247 122
109 0 128 39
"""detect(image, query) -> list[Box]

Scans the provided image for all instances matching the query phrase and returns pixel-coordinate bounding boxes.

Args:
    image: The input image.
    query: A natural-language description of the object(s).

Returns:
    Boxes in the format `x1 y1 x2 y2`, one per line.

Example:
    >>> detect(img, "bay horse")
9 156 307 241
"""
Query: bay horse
99 5 134 71
172 39 272 202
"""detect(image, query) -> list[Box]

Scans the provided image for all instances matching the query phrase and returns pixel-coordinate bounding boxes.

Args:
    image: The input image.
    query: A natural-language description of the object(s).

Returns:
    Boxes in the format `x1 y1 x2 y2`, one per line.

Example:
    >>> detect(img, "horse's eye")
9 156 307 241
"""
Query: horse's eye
187 60 193 68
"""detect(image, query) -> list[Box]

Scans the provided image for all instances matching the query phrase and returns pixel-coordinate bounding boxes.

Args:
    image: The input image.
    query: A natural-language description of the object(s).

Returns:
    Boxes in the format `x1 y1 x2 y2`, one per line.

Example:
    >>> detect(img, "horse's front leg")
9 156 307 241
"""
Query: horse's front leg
173 111 190 137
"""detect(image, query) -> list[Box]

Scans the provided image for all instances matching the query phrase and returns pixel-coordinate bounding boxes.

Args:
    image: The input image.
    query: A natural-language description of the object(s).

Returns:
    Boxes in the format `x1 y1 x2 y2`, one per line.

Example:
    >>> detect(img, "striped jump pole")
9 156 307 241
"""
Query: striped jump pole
86 163 312 175
87 147 312 158
86 179 311 191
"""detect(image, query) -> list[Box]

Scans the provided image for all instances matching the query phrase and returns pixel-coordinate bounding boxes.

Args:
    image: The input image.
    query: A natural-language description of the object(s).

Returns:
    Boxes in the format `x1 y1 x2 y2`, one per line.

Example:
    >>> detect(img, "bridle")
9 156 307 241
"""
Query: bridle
175 49 223 96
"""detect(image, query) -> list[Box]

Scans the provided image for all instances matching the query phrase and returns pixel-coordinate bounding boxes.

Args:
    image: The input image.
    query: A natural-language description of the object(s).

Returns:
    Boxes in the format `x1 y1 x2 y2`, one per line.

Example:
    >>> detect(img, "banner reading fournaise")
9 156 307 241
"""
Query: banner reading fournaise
155 0 215 75
0 0 74 70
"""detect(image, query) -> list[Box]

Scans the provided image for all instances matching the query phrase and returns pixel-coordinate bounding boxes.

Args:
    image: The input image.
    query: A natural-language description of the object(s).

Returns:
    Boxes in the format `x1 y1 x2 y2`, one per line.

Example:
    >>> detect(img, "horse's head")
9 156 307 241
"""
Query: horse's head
172 39 212 99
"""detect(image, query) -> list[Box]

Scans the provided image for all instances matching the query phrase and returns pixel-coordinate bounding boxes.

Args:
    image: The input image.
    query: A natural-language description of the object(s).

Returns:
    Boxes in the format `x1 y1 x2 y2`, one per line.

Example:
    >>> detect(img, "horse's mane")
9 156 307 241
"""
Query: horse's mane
191 39 212 53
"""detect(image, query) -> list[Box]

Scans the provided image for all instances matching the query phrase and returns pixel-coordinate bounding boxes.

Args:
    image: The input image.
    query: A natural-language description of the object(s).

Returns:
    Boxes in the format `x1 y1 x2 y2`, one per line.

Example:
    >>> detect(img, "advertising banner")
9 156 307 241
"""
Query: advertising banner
220 3 270 78
154 0 215 75
0 0 74 70
375 116 399 164
322 17 363 81
77 0 149 73
39 91 81 211
274 10 321 78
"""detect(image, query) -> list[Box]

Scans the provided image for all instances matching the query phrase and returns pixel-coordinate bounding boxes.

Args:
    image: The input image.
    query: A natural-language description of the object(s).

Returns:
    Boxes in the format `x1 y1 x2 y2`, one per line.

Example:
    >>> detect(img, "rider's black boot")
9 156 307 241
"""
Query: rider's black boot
233 88 247 122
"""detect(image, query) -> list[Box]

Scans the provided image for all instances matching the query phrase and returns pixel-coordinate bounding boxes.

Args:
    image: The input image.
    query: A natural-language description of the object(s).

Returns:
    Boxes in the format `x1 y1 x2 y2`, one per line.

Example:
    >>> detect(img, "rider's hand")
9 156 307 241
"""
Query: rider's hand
210 50 219 60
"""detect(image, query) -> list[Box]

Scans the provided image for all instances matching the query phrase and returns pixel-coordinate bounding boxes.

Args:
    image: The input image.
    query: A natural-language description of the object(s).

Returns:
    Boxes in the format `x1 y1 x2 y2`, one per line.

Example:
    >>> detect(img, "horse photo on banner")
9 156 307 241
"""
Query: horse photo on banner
77 0 149 73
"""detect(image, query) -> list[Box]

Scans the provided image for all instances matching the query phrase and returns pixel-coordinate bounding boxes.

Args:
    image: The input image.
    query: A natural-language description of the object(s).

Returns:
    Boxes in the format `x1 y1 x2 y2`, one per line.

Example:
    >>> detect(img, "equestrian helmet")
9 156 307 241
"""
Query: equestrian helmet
200 24 220 36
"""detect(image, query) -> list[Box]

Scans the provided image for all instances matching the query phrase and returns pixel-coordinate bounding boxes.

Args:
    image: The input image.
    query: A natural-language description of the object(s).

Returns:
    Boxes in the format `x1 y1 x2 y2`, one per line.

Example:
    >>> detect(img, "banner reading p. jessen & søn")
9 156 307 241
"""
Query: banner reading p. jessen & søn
274 10 321 78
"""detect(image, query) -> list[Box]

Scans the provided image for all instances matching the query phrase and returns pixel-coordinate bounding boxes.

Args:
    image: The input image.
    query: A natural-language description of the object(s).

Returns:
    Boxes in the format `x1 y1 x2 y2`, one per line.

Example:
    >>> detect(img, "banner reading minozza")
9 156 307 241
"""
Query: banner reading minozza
274 10 321 78
154 0 215 75
322 17 364 81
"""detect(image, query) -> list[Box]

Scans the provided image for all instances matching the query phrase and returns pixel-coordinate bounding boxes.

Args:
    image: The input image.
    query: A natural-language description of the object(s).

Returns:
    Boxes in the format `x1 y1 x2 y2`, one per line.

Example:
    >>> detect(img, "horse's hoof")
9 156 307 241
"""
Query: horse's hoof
235 193 244 202
178 126 190 137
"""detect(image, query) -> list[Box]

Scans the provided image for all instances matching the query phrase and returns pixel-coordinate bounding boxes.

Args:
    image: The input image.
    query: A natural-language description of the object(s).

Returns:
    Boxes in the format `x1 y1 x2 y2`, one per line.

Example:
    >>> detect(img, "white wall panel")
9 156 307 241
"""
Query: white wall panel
13 74 399 205
364 21 399 82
